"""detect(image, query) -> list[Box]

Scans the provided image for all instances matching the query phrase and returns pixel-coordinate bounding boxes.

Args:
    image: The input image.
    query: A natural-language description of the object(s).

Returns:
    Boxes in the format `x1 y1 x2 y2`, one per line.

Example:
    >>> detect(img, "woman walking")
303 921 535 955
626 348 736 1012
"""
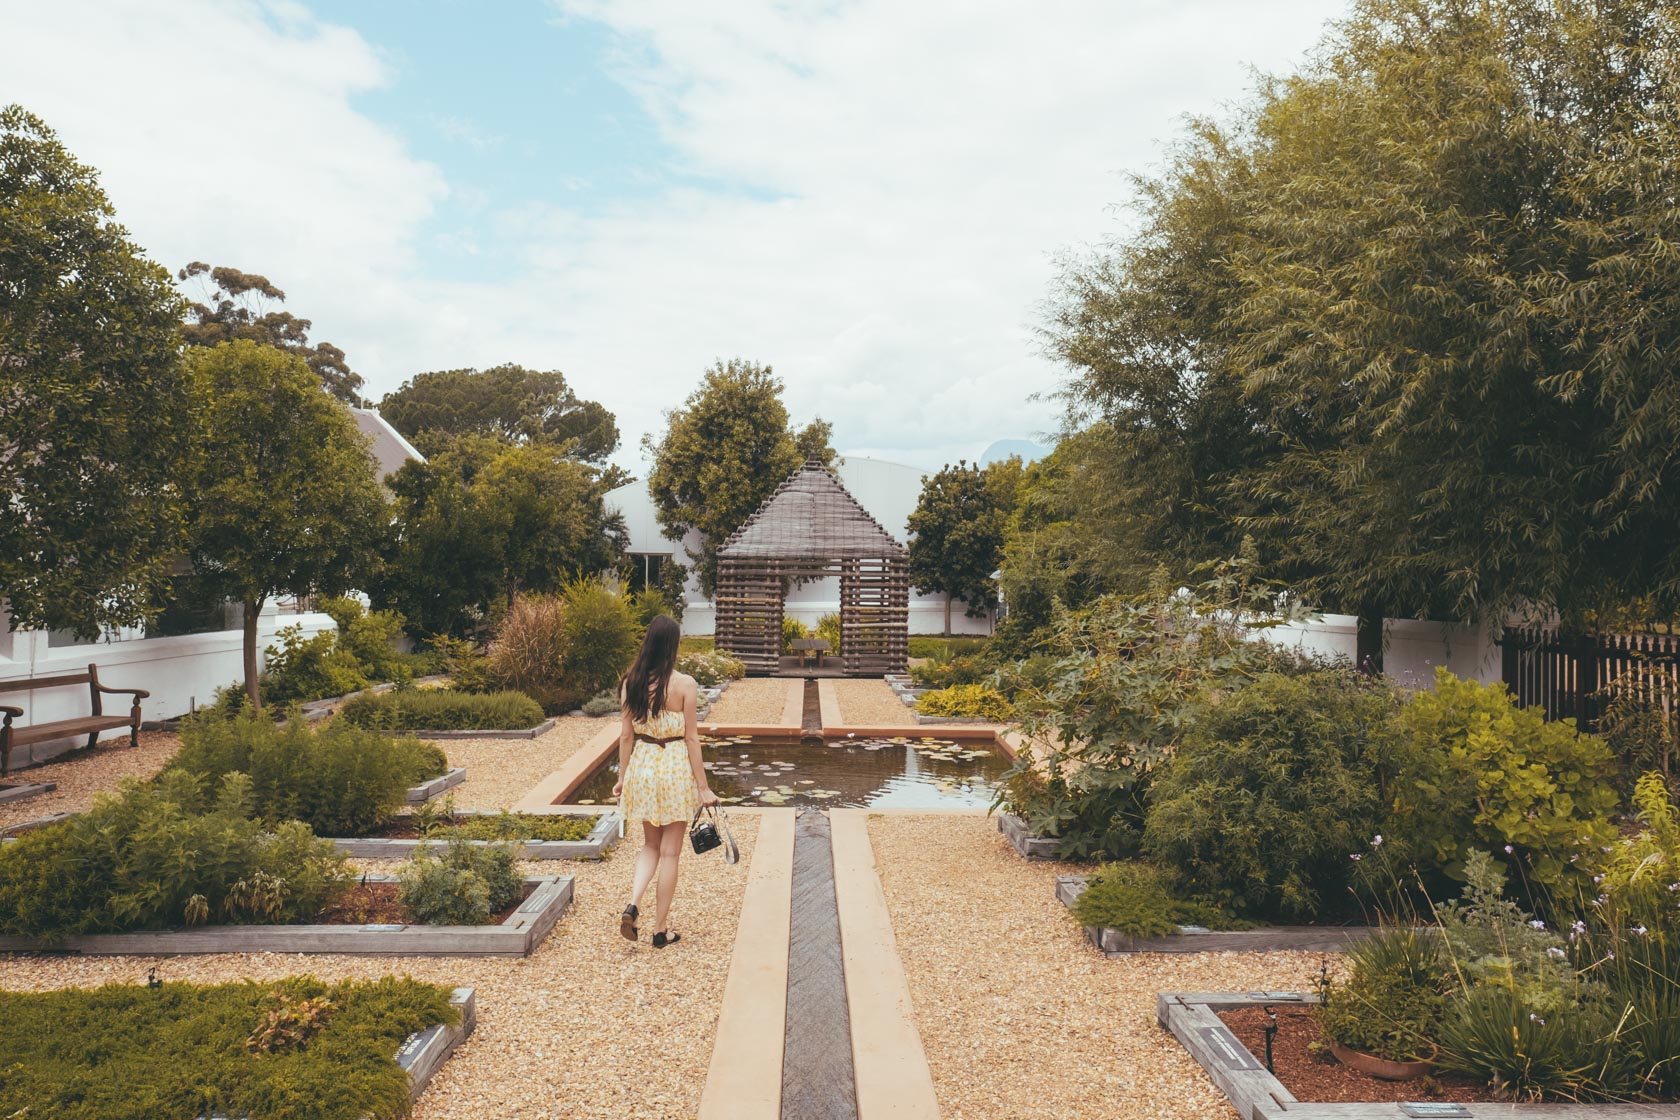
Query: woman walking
615 615 718 947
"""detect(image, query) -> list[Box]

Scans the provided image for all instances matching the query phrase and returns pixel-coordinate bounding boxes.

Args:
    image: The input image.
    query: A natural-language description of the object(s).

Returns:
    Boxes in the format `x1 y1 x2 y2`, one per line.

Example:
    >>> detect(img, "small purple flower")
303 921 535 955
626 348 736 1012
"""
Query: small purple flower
1547 947 1566 959
1571 920 1587 938
1504 845 1514 854
1607 951 1616 960
1667 883 1680 893
1349 853 1363 862
1371 834 1383 848
1529 1013 1546 1024
1634 925 1648 937
1593 874 1604 884
1595 895 1609 907
1529 919 1546 930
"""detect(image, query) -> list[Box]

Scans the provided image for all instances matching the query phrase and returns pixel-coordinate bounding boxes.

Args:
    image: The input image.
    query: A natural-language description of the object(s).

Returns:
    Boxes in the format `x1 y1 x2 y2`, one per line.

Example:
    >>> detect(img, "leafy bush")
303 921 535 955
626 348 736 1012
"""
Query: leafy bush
0 771 348 939
262 624 369 705
781 615 810 652
0 976 458 1120
561 577 640 699
430 633 498 693
1598 688 1678 793
678 650 747 687
1315 926 1449 1062
432 811 599 842
487 592 571 711
1142 671 1406 921
1396 669 1618 891
398 838 523 925
321 596 409 682
816 612 842 650
629 588 672 627
337 688 545 731
915 684 1013 721
1595 771 1680 932
908 655 990 690
581 691 620 717
168 712 443 835
998 551 1308 859
1070 862 1245 937
907 635 991 661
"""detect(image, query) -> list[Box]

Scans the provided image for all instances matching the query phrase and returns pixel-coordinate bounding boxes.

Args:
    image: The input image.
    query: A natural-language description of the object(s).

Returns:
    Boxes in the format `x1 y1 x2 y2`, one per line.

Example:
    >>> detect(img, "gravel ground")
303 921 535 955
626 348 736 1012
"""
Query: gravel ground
701 679 791 725
0 731 180 830
829 679 920 728
867 813 1331 1120
0 815 762 1120
435 716 608 810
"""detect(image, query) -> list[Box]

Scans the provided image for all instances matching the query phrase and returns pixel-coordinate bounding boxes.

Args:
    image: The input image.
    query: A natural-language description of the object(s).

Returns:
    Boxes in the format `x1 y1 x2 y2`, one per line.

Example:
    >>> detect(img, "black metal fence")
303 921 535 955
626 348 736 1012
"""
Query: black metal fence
1500 626 1680 730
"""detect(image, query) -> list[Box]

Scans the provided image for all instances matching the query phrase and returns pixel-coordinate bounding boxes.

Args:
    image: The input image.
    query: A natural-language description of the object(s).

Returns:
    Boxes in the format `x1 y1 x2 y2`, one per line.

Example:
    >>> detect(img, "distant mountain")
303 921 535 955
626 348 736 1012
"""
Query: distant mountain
978 438 1051 467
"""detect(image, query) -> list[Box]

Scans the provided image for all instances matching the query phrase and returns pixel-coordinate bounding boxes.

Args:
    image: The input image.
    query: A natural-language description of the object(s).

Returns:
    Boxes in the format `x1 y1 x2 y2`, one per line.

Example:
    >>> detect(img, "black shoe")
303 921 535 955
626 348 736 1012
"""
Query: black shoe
620 904 639 942
652 930 682 949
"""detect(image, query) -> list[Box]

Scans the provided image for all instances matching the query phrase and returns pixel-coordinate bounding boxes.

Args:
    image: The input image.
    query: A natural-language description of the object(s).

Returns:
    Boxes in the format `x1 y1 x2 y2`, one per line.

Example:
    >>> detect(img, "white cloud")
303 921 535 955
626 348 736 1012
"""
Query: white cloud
1 0 1347 473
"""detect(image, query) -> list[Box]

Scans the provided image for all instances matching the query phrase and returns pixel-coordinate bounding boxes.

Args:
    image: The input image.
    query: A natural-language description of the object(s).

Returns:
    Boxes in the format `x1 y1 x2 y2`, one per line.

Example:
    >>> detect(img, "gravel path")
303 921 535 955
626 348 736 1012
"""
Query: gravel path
436 717 608 810
0 731 180 830
829 679 919 728
867 814 1329 1120
0 816 762 1120
702 679 791 725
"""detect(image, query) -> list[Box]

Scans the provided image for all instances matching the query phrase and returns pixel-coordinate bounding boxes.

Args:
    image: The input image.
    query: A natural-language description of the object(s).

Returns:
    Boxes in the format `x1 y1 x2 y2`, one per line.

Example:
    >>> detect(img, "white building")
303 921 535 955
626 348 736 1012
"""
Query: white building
609 456 994 637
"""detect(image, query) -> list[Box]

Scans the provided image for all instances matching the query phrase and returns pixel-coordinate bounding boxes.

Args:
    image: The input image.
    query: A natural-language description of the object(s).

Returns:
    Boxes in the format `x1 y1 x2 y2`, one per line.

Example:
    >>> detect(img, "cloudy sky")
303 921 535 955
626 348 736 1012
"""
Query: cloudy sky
2 0 1347 473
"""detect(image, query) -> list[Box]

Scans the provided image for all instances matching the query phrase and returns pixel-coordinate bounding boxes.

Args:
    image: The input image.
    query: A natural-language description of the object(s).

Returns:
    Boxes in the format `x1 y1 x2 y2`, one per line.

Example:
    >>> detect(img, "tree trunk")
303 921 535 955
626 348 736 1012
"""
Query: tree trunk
243 597 263 711
1356 608 1385 675
944 593 953 637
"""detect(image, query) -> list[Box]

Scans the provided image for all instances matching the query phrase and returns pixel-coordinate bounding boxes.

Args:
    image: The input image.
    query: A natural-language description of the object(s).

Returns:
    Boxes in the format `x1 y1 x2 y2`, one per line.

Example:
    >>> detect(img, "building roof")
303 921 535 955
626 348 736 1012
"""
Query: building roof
351 408 425 488
719 459 907 562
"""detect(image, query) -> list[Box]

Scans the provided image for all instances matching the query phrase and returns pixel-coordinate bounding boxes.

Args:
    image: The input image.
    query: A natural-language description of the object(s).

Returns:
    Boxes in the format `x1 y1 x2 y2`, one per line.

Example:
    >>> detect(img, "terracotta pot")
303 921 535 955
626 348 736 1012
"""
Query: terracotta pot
1328 1039 1437 1080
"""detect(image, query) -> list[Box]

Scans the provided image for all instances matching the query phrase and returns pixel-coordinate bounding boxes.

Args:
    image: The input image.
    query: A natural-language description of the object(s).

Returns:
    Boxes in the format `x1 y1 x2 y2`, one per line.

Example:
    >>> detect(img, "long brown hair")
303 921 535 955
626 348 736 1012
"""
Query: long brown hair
621 614 681 722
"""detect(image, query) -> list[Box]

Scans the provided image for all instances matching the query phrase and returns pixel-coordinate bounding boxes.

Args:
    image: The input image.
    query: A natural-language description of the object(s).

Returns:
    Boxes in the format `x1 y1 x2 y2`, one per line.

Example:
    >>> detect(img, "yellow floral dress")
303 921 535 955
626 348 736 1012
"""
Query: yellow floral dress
619 705 699 826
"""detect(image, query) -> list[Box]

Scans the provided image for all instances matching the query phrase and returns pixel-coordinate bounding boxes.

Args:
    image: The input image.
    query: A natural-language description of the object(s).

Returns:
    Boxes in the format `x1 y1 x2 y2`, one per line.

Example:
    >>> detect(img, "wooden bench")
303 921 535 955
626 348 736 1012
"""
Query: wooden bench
791 638 832 668
0 664 149 775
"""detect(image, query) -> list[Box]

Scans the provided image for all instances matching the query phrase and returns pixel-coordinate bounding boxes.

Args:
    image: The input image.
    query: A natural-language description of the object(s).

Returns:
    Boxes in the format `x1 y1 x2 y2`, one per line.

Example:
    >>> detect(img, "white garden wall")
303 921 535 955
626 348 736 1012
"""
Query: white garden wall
1261 614 1502 688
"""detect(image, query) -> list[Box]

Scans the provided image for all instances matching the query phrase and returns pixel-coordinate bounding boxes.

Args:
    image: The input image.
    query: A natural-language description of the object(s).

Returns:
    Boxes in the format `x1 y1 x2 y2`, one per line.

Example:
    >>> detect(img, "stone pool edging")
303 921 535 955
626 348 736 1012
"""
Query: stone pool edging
329 810 620 860
407 766 467 803
0 780 56 806
1059 875 1378 955
0 873 573 957
1158 990 1678 1120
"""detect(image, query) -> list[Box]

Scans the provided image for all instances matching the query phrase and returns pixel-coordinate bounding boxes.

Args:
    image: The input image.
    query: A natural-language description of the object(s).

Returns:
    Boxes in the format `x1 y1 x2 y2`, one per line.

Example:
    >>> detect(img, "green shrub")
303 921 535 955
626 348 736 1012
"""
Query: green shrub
337 688 545 731
168 712 442 835
908 655 990 690
1396 668 1618 891
816 612 842 650
991 654 1059 700
781 615 810 653
430 633 498 693
398 838 522 924
629 587 672 627
0 976 457 1120
487 592 571 711
561 577 641 699
908 635 991 661
262 624 368 705
1315 925 1449 1062
1070 862 1246 937
678 650 747 686
1142 671 1406 921
581 691 620 717
0 771 348 939
321 596 409 682
436 812 599 842
915 684 1013 721
679 635 715 653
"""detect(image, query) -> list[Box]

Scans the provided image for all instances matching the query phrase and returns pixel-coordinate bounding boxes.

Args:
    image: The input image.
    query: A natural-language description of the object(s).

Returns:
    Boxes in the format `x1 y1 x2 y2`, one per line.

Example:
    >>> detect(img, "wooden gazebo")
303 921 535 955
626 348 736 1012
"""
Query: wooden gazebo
713 460 910 676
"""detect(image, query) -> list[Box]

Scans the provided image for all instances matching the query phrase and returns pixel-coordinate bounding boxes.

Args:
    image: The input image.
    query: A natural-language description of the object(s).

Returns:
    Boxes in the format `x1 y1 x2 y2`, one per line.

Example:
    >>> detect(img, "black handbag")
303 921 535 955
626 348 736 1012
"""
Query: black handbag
690 805 739 864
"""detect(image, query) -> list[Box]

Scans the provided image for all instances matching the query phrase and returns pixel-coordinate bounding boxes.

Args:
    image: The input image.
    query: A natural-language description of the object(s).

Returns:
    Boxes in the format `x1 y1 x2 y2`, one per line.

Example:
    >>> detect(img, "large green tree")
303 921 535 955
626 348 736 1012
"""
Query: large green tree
1052 0 1680 633
907 458 1022 631
185 341 388 708
645 359 834 594
178 262 363 404
0 105 199 636
376 435 626 635
378 363 619 462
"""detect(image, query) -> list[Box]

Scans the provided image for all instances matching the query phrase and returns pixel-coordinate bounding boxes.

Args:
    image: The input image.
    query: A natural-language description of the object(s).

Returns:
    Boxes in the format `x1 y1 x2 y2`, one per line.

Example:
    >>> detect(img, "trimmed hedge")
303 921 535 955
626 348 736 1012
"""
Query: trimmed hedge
0 975 457 1120
915 683 1013 720
338 688 545 731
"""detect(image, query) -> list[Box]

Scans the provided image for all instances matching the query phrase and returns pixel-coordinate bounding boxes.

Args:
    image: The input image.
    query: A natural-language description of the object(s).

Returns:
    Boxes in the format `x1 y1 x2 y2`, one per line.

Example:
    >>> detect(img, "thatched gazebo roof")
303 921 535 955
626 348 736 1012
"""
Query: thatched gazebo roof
719 460 906 562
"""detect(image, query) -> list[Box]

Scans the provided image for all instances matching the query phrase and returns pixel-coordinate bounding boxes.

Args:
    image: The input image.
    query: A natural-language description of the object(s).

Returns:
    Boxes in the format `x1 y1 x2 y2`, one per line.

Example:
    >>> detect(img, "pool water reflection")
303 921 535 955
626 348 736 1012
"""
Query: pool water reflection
569 734 1010 810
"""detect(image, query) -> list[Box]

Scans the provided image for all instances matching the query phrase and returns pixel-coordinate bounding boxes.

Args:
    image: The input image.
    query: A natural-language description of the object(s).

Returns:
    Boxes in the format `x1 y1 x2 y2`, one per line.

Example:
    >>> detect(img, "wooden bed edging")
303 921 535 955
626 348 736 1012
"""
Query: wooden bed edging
1059 875 1378 954
406 766 467 803
0 780 55 806
0 874 573 957
1159 991 1680 1119
997 811 1060 860
331 810 620 860
405 718 557 740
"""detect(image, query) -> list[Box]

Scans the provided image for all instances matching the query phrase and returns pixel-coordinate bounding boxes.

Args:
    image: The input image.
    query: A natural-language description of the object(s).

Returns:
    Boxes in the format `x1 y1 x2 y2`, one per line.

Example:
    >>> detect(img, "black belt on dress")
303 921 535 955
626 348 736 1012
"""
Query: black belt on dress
636 734 686 745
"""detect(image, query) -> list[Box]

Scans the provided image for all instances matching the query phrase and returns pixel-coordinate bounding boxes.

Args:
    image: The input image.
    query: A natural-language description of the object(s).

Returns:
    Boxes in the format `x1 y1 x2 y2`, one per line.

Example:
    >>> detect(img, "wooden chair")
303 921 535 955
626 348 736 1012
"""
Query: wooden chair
0 664 149 775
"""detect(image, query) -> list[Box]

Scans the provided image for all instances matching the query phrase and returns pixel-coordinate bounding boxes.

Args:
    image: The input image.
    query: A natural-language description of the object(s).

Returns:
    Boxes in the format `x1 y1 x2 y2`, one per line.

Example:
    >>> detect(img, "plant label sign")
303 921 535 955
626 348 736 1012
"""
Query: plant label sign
1195 1025 1262 1070
1399 1106 1472 1118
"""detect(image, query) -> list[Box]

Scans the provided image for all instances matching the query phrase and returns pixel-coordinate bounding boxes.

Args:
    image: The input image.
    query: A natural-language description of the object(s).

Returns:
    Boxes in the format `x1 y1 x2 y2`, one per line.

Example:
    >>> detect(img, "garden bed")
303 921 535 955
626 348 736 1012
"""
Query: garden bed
406 765 466 802
1158 991 1676 1119
395 719 556 740
0 779 55 806
1058 875 1375 955
0 873 573 957
996 811 1060 859
0 978 474 1120
330 809 619 860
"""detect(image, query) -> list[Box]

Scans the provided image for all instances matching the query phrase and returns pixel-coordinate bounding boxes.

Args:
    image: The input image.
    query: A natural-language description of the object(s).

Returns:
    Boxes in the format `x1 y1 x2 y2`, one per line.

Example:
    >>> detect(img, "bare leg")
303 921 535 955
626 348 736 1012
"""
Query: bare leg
629 822 662 908
653 821 686 933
